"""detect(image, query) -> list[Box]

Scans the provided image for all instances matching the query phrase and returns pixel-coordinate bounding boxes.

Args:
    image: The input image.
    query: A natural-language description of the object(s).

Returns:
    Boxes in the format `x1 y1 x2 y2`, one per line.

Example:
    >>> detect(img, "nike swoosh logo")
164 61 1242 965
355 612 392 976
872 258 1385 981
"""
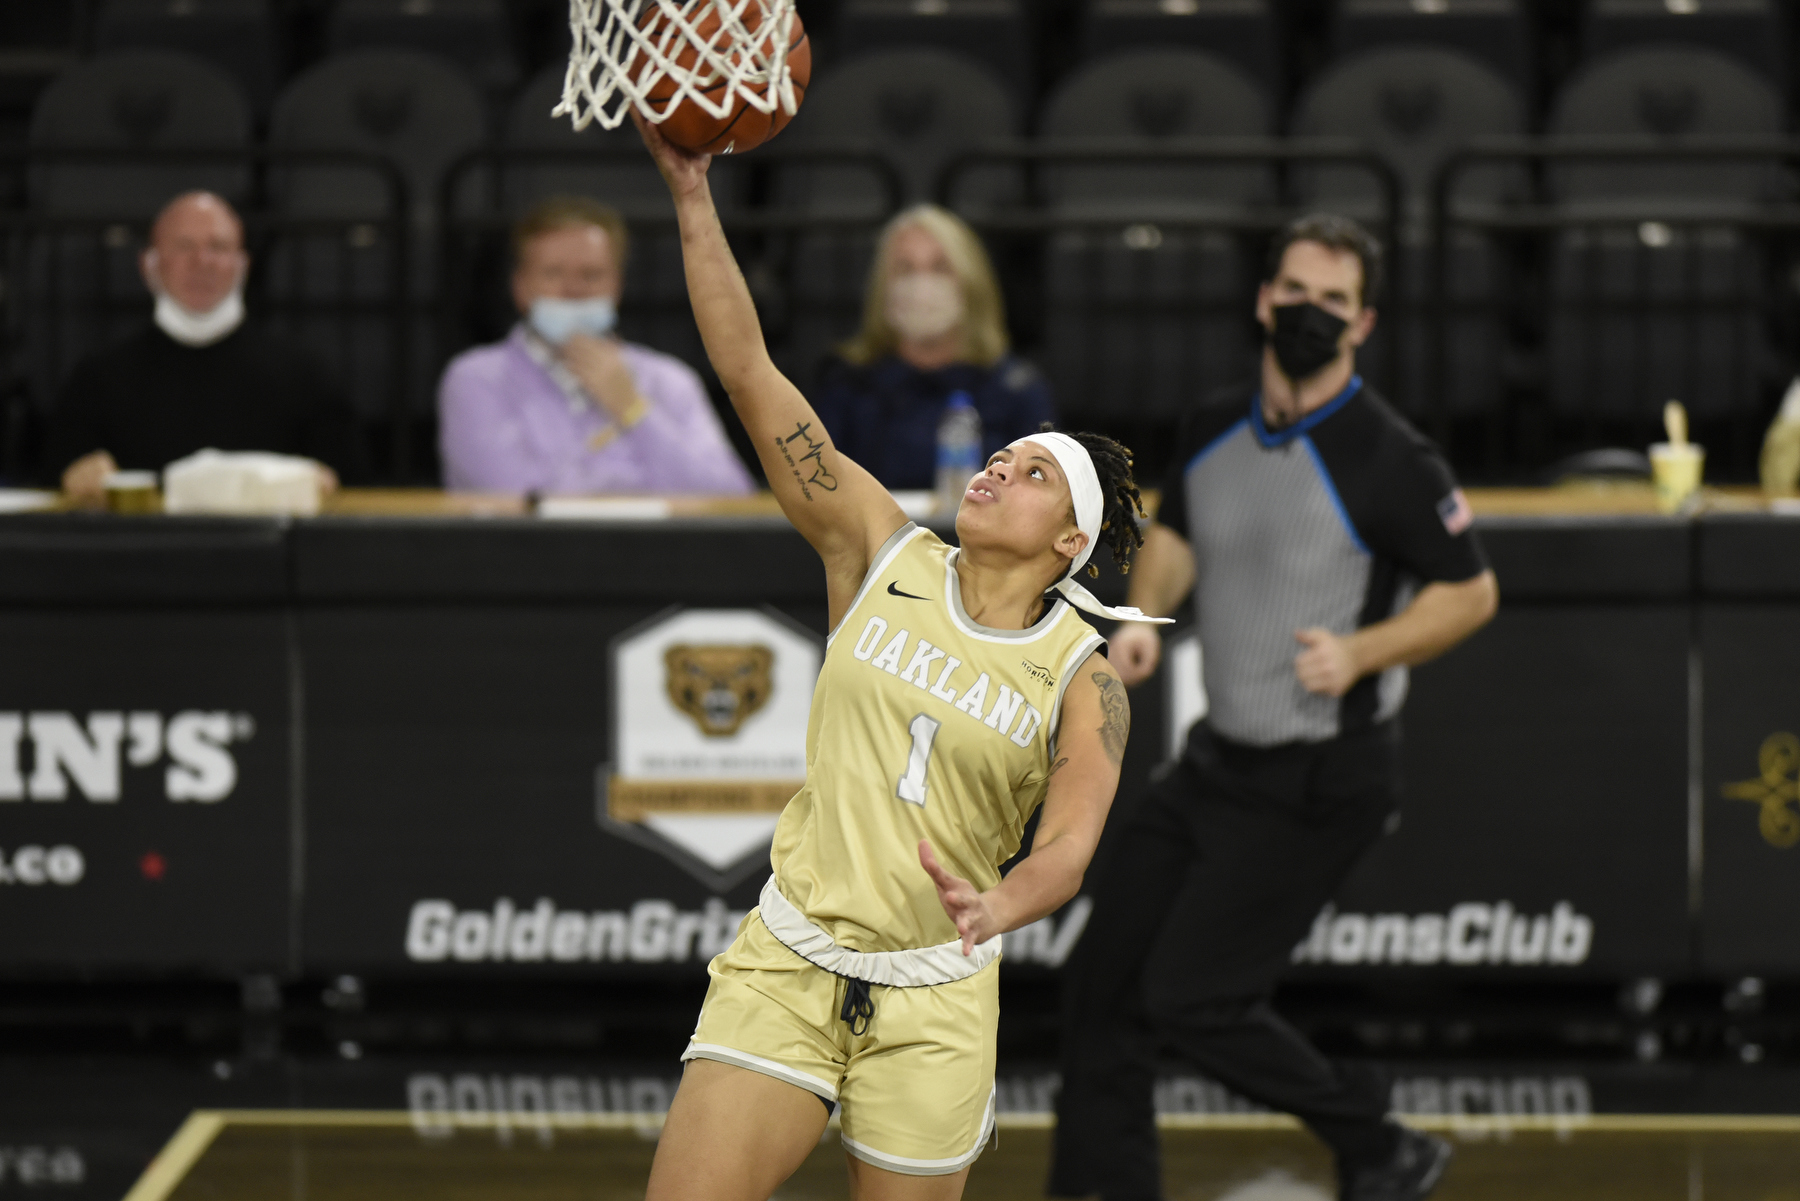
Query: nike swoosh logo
886 581 929 600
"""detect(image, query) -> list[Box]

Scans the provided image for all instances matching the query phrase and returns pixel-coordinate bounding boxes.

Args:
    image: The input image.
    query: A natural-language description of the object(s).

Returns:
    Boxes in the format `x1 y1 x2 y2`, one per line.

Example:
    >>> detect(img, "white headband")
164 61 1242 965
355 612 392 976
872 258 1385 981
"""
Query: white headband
1006 434 1174 626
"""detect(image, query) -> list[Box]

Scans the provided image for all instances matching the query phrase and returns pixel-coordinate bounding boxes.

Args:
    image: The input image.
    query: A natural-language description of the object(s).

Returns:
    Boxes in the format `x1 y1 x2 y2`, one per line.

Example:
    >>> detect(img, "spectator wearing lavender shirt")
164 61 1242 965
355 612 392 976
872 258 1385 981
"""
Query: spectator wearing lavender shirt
438 196 754 495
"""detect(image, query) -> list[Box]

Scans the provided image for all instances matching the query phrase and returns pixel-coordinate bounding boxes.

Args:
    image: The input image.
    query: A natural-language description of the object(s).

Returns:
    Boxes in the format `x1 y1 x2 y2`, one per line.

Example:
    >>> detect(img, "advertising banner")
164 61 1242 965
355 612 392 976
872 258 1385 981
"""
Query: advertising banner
1700 605 1800 975
0 611 291 970
1288 607 1692 979
0 515 1766 983
301 603 824 972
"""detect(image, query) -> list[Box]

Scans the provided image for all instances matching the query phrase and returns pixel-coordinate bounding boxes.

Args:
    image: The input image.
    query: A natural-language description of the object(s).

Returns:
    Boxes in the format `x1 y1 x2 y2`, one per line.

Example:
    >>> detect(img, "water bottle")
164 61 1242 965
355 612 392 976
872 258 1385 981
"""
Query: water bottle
934 390 983 516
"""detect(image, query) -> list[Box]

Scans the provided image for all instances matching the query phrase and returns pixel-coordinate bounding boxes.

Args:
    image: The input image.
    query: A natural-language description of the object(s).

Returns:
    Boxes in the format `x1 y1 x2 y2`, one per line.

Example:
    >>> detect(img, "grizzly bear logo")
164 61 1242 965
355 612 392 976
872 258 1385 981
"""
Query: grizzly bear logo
664 644 775 738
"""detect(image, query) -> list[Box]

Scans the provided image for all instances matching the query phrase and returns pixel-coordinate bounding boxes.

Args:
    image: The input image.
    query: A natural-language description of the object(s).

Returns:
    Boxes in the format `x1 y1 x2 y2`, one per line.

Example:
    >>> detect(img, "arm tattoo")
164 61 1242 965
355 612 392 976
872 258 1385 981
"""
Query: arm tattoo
774 420 838 501
1093 671 1129 766
1047 757 1069 778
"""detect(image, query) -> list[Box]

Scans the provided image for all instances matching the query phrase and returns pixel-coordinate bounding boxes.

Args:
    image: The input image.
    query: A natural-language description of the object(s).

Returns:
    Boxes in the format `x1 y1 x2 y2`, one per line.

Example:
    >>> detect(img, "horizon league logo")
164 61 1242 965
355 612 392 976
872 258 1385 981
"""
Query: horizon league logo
1292 901 1593 967
405 895 1093 968
0 711 250 803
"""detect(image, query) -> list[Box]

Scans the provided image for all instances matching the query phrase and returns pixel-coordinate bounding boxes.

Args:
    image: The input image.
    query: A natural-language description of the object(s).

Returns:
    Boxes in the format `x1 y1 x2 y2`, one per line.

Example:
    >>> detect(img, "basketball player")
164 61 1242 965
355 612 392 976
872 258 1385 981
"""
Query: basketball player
633 117 1167 1201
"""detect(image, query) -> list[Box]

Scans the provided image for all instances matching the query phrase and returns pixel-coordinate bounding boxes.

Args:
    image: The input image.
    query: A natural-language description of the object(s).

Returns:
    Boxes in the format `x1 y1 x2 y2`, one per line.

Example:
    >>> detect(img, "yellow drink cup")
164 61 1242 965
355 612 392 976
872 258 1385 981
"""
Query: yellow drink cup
103 470 161 515
1649 442 1704 514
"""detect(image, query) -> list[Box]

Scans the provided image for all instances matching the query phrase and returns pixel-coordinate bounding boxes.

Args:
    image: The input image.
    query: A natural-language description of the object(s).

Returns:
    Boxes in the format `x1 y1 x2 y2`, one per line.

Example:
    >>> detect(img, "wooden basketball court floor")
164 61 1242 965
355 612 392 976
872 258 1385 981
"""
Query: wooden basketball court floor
125 1111 1800 1200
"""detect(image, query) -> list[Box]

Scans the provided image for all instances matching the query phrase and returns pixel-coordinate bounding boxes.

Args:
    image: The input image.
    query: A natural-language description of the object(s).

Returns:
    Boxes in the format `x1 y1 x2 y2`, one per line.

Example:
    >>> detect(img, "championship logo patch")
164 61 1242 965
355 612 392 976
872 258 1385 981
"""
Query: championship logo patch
600 609 821 890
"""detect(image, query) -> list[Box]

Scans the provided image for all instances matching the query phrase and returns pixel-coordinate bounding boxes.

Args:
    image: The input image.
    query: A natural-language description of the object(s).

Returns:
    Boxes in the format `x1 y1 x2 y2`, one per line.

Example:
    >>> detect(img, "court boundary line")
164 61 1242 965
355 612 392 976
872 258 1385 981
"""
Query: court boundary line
121 1112 223 1201
121 1106 1800 1197
148 1107 1800 1133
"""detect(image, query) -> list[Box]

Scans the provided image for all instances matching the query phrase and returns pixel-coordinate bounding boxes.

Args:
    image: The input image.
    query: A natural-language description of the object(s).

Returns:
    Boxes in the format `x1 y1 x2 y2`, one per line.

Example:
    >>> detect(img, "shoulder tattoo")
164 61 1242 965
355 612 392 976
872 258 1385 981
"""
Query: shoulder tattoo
1093 670 1129 766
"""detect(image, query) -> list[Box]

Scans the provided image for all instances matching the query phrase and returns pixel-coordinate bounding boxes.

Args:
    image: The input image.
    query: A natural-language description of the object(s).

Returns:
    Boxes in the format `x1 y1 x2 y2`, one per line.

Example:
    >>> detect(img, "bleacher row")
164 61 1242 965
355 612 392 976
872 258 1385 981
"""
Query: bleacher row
2 0 1798 484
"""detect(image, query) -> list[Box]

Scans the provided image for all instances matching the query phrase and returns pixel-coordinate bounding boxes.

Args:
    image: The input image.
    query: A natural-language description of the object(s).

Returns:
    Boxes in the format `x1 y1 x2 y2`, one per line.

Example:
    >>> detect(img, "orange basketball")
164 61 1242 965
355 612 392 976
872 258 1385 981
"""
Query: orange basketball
637 2 810 156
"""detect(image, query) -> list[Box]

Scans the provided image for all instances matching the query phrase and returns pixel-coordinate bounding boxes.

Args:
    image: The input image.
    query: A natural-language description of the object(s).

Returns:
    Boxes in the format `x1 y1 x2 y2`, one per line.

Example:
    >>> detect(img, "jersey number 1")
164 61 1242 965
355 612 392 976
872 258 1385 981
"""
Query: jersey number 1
896 713 941 807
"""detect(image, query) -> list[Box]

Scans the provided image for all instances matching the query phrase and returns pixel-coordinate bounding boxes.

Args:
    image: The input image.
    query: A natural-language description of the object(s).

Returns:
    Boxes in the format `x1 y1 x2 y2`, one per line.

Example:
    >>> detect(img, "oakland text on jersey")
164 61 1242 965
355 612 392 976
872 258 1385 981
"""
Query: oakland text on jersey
851 615 1048 750
0 710 251 803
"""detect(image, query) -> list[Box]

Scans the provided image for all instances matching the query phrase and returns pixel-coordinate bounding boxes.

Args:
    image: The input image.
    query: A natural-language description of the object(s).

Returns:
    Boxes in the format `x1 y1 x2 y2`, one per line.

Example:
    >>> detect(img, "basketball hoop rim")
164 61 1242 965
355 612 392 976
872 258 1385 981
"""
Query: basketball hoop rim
554 0 803 133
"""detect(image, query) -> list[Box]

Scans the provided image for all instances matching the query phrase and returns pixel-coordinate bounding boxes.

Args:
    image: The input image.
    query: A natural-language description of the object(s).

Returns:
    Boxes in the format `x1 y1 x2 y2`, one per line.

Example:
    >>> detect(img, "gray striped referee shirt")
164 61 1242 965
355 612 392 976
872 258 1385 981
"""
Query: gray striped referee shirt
1158 376 1487 747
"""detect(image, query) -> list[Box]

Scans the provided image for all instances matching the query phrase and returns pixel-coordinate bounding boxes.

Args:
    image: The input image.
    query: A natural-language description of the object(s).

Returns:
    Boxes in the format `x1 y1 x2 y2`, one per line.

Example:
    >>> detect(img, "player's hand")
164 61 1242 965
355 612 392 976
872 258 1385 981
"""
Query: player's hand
1109 622 1163 688
919 839 996 956
1294 627 1361 697
632 109 710 198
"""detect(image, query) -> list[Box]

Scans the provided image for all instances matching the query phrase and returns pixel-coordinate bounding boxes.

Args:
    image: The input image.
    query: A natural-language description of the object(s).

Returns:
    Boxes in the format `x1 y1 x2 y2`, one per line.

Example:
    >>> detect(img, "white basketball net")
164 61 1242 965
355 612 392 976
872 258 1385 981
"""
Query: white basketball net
555 0 801 132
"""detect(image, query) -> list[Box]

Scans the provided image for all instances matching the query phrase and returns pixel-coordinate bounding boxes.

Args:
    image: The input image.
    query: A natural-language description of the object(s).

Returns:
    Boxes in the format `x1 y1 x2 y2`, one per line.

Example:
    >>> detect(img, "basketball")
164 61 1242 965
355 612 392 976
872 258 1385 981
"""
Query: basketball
636 2 810 155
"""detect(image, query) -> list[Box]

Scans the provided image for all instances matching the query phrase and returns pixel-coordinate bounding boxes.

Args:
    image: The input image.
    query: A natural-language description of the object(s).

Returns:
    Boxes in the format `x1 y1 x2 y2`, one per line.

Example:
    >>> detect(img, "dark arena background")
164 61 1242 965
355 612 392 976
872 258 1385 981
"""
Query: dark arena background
4 2 1800 1199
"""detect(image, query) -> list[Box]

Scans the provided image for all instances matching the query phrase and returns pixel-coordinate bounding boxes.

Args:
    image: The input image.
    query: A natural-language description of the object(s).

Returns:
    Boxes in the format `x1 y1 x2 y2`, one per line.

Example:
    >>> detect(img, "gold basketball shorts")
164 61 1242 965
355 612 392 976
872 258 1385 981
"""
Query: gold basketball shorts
681 910 1000 1177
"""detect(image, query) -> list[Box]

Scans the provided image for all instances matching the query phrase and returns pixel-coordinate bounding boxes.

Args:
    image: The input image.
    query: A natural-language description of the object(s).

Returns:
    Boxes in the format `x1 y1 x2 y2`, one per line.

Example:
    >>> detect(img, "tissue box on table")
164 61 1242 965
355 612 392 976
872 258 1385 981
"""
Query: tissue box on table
162 449 323 516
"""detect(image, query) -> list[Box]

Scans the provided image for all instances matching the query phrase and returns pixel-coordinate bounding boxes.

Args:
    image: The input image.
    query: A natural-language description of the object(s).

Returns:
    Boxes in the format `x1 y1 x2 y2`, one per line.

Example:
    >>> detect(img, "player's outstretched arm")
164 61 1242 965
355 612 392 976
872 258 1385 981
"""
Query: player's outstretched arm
636 115 905 614
920 651 1126 954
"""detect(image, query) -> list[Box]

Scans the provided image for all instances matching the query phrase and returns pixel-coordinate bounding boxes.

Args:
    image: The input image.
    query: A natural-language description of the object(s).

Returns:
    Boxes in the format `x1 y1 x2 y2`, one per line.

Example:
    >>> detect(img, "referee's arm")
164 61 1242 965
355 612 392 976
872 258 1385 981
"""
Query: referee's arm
1294 569 1498 698
1109 522 1195 687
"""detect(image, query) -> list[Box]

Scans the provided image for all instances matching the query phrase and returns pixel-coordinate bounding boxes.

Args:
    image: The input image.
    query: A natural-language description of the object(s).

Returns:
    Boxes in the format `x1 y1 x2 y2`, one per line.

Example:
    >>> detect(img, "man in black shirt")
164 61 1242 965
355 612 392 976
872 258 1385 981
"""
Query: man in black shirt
1050 216 1498 1201
47 191 362 501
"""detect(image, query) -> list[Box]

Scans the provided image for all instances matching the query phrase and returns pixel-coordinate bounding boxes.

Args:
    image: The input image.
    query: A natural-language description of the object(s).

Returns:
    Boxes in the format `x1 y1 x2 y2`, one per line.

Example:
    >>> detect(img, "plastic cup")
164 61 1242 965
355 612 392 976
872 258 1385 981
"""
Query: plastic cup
1649 442 1704 515
103 470 161 515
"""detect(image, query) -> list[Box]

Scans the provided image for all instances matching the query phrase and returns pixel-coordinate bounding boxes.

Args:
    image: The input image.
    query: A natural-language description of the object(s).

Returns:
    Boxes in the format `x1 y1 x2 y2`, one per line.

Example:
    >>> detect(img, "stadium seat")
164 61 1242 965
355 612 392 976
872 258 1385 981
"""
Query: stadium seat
1037 49 1270 429
1547 224 1770 423
28 49 252 217
1545 46 1785 428
269 49 485 227
500 63 745 221
1289 47 1526 419
95 0 282 116
1334 0 1531 93
779 47 1016 215
1080 0 1280 92
1289 46 1524 227
266 50 486 421
1585 0 1784 88
327 0 521 97
1550 45 1784 210
1038 48 1271 218
835 0 1031 100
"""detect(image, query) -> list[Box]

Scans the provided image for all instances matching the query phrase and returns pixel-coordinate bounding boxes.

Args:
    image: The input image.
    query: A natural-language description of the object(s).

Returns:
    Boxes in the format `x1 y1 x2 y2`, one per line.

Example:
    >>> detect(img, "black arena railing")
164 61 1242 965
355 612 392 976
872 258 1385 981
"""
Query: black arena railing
1428 137 1800 476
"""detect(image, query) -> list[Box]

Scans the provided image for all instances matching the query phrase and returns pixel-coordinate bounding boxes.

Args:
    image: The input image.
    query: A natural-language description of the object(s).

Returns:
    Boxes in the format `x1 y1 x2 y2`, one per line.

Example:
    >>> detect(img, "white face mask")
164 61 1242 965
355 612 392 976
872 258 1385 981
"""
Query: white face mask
146 250 246 348
529 296 617 345
886 271 964 343
154 290 245 347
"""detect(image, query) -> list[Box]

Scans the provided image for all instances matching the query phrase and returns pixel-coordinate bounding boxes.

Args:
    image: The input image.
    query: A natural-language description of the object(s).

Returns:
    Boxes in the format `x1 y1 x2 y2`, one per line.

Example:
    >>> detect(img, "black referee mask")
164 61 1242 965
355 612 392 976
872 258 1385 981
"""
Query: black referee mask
1267 302 1348 382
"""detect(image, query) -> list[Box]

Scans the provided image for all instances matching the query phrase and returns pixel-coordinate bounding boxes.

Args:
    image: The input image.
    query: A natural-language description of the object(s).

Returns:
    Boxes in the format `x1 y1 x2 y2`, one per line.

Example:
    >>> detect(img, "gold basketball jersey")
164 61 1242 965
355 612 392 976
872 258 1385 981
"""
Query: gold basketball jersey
771 523 1107 954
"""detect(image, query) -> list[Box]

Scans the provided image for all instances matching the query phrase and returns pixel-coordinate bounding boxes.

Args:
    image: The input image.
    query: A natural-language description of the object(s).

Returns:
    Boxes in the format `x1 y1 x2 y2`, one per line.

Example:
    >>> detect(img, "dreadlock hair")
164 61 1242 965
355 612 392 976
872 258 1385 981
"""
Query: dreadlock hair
1038 422 1147 579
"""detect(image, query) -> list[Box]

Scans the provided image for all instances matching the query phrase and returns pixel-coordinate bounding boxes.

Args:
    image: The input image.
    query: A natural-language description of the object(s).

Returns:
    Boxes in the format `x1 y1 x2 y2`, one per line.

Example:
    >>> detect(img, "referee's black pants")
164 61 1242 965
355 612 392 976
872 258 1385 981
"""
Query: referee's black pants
1049 720 1402 1201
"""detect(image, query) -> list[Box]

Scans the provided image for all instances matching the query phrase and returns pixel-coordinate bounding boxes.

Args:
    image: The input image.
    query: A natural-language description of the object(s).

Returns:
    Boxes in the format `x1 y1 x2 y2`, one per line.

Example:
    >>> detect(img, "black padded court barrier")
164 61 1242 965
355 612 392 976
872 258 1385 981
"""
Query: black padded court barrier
0 509 1795 983
1697 514 1800 977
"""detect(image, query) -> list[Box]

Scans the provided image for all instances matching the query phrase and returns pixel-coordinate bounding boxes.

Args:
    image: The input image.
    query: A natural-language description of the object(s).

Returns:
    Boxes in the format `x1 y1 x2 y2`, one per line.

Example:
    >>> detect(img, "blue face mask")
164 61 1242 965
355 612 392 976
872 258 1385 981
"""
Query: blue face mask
529 296 617 344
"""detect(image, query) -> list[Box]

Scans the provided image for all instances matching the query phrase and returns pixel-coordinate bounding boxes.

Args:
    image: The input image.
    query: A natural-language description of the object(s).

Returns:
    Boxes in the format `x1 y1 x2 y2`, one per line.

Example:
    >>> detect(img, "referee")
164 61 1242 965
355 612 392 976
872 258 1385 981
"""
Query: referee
1049 215 1498 1201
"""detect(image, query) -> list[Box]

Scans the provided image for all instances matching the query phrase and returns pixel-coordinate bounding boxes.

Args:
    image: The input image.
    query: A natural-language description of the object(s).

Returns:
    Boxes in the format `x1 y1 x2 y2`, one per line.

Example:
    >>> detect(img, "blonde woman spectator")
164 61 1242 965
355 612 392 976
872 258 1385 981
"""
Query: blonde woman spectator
810 204 1053 489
